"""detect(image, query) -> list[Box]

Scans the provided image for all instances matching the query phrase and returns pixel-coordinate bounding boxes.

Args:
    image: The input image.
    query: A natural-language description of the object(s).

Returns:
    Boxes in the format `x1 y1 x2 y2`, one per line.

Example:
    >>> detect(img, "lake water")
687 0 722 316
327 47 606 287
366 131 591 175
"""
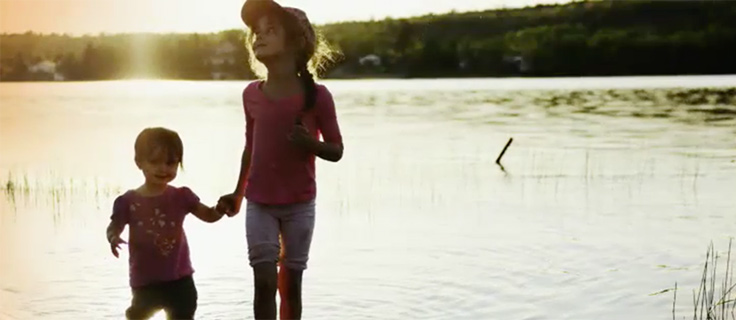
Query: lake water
1 76 735 320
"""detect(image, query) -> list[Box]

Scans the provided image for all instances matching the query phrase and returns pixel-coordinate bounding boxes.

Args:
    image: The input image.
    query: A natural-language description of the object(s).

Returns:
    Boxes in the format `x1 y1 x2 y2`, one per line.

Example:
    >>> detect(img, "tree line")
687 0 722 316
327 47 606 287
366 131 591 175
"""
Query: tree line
1 0 735 81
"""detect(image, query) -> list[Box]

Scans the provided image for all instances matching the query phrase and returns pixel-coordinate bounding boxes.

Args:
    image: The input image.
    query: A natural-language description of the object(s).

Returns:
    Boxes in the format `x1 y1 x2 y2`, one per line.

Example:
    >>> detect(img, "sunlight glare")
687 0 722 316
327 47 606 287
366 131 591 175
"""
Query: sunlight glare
138 0 244 33
151 310 166 320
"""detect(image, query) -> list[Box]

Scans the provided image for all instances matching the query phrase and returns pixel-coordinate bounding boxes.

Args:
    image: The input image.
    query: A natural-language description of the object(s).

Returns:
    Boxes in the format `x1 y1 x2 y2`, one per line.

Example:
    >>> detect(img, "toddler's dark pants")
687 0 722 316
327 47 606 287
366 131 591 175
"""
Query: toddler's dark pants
125 275 197 320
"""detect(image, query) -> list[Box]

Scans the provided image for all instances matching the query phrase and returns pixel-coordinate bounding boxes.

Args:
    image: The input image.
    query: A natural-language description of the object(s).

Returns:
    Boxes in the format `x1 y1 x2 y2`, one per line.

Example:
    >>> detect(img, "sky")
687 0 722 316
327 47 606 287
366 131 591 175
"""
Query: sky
0 0 569 35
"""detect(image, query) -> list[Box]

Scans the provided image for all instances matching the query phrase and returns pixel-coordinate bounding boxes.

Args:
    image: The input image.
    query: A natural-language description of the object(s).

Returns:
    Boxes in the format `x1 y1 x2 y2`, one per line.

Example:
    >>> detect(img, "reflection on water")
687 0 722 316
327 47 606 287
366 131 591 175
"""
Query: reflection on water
535 88 736 121
1 76 735 319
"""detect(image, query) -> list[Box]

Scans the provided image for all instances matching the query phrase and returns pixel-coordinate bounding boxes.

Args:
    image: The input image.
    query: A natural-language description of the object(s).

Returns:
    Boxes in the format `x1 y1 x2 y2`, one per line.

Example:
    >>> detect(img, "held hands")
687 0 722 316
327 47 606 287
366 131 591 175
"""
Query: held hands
217 193 239 217
214 199 232 217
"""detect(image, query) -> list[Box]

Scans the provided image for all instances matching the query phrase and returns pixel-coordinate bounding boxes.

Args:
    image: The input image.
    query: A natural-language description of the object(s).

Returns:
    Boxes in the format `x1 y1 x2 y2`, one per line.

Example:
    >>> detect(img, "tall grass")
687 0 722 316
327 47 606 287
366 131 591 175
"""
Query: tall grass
672 239 735 320
1 171 122 209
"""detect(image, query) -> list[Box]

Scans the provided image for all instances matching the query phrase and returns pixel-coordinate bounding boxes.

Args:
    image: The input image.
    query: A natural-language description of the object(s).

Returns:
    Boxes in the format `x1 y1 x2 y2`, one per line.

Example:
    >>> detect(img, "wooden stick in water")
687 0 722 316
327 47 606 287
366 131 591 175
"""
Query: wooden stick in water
496 137 513 166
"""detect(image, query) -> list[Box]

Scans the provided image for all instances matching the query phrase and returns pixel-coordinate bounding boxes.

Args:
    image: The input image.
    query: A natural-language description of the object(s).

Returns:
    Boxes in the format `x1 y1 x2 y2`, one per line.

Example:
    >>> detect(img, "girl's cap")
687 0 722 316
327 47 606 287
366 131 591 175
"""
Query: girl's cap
241 0 315 47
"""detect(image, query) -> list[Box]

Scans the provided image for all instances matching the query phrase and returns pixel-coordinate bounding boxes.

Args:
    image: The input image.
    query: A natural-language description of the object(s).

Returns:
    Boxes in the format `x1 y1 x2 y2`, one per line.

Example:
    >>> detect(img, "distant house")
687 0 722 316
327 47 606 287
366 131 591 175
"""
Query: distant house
29 60 64 81
209 42 237 80
359 54 382 67
503 55 532 73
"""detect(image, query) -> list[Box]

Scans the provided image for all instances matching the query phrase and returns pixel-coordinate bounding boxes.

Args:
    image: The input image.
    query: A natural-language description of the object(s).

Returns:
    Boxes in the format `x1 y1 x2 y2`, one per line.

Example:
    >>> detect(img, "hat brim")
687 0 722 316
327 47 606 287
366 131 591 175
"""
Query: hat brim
241 0 286 28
